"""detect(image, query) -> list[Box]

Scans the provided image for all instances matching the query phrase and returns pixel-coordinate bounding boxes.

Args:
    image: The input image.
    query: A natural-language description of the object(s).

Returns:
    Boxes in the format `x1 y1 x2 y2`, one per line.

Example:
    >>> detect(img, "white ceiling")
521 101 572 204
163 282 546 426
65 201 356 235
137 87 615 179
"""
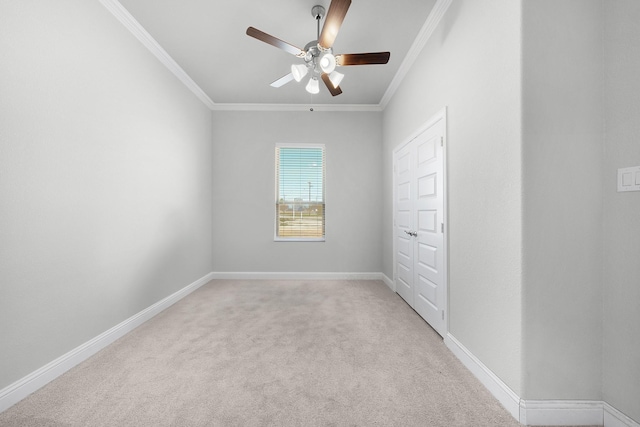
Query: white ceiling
116 0 438 107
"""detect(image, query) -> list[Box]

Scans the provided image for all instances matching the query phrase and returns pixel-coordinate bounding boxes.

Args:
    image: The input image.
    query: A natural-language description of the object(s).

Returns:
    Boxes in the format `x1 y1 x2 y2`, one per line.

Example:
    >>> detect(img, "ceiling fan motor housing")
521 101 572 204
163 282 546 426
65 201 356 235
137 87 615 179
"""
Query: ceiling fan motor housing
303 41 334 75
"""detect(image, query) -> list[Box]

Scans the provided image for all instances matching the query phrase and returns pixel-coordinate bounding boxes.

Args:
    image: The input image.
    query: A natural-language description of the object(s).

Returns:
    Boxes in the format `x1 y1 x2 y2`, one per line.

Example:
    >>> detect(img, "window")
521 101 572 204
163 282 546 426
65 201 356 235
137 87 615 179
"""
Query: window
275 144 325 241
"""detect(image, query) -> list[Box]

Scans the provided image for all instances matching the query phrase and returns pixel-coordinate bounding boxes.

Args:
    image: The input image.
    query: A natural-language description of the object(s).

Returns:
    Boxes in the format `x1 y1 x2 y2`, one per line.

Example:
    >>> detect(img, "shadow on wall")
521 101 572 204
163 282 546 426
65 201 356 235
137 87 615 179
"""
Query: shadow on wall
435 0 463 48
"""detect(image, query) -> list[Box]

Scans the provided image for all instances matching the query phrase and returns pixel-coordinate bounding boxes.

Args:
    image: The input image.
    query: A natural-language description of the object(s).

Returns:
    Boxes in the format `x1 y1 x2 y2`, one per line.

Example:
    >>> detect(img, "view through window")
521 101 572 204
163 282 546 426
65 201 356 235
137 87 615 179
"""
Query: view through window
275 145 325 240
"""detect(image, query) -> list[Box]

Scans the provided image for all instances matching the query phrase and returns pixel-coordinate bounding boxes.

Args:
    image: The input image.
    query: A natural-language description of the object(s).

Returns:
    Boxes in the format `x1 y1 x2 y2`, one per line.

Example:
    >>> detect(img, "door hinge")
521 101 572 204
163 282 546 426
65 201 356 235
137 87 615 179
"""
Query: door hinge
440 136 444 147
442 310 445 320
441 223 444 233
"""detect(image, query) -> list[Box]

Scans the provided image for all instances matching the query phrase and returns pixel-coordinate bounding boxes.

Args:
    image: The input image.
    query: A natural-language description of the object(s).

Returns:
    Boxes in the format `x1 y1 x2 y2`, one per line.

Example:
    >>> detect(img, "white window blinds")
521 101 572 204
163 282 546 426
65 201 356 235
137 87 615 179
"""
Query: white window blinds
275 145 325 241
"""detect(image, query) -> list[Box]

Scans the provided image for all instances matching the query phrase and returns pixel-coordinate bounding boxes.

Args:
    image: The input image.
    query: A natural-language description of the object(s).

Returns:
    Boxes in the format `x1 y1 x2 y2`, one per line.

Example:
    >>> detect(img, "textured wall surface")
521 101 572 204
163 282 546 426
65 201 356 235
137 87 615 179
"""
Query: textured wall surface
521 0 604 400
0 0 213 389
211 111 382 274
602 0 640 422
382 0 523 394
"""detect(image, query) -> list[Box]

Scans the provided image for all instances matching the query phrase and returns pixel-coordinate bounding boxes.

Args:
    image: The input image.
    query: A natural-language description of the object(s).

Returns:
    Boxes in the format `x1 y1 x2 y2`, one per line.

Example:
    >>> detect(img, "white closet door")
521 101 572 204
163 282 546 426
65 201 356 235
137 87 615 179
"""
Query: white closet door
393 114 446 337
394 144 414 307
412 119 445 335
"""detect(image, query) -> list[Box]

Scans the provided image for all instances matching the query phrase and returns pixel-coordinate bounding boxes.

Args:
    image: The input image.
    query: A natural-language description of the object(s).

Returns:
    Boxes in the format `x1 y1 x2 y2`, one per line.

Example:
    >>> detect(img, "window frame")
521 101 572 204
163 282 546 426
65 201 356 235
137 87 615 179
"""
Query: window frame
274 143 326 242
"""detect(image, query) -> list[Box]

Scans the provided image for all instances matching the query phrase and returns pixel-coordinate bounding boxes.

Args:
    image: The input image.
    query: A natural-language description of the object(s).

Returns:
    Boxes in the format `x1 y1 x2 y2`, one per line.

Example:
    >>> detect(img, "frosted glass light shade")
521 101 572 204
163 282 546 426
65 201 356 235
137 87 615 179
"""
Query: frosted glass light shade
319 53 337 73
291 64 308 82
306 77 320 94
328 71 344 88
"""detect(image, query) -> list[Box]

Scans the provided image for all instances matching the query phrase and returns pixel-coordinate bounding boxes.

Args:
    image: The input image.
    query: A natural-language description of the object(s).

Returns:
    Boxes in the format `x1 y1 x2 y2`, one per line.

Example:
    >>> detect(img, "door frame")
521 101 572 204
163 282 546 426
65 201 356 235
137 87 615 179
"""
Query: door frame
392 107 448 335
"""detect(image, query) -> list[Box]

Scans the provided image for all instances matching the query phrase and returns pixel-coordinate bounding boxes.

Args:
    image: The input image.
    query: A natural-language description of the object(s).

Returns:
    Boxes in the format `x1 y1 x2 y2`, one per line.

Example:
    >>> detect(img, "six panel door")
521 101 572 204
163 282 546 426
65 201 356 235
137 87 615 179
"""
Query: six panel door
394 144 414 307
393 117 445 336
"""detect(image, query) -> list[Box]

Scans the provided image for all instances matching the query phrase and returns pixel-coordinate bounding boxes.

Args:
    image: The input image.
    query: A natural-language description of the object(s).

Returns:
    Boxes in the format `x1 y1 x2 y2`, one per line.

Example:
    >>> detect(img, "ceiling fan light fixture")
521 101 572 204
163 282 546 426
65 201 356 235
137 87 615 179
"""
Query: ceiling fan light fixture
328 71 344 88
319 52 337 73
246 1 390 97
306 76 320 94
291 64 309 82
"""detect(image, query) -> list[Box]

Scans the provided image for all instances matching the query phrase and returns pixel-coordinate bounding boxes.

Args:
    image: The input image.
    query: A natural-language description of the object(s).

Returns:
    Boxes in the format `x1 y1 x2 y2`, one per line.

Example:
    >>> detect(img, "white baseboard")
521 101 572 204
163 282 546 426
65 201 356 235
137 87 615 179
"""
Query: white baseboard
381 273 395 292
605 403 640 427
4 274 638 427
0 272 215 414
444 333 640 427
520 401 639 426
520 400 603 426
210 271 385 281
444 333 521 420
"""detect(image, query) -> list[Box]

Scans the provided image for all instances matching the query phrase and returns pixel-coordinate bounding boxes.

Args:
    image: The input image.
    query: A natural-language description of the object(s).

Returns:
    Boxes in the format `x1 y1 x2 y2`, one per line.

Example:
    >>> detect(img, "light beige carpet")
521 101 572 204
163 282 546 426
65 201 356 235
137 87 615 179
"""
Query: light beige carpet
0 280 523 426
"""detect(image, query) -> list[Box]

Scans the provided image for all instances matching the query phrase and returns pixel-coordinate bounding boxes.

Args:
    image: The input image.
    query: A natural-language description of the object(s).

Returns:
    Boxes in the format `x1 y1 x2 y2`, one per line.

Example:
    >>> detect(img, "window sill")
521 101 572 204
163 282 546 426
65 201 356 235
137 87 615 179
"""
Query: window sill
274 238 326 242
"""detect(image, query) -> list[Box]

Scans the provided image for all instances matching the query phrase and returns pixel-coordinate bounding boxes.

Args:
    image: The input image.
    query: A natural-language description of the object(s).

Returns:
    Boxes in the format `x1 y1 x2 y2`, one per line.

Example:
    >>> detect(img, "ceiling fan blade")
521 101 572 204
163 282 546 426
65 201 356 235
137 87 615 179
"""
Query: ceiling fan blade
246 27 305 57
336 52 391 66
270 73 295 88
321 73 343 96
318 0 352 49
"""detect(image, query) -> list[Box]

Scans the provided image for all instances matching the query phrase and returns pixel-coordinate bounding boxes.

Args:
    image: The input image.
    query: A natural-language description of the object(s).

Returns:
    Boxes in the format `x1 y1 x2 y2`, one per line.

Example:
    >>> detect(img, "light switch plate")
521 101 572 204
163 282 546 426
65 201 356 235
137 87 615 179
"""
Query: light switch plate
618 166 640 192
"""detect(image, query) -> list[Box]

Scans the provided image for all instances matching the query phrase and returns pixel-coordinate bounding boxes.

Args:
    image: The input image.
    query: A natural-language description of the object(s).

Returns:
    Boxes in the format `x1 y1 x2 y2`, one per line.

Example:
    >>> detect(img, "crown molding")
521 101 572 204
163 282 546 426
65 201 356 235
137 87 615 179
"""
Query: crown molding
379 0 453 109
99 0 216 110
210 103 382 112
100 0 449 113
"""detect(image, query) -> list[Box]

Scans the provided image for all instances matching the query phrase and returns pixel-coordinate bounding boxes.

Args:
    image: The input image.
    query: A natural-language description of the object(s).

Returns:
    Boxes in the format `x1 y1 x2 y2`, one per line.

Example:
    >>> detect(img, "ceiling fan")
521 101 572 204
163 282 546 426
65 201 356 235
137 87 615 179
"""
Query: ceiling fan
246 0 391 97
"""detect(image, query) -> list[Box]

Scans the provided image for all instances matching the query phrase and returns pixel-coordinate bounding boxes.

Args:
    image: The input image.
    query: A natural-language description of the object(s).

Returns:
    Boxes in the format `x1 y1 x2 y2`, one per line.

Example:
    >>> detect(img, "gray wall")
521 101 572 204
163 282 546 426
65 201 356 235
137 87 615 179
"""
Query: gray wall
3 0 639 423
211 111 382 273
382 0 524 394
603 0 640 422
0 0 213 389
521 0 603 400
